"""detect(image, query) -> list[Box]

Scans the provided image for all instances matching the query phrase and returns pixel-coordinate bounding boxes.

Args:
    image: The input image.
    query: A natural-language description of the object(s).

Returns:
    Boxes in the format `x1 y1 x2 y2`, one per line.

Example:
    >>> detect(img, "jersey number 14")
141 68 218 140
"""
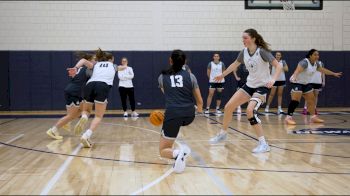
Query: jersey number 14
170 75 183 87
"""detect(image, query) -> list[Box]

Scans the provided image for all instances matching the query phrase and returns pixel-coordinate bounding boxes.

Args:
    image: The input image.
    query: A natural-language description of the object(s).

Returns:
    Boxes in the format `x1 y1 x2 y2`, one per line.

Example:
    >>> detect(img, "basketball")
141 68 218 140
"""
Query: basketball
149 110 164 126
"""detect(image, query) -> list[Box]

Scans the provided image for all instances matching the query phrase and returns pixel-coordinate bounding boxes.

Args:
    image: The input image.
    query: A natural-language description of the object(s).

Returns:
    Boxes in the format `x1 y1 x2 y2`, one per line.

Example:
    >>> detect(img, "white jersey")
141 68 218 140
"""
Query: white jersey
293 58 320 85
87 61 116 85
271 60 286 81
310 61 323 84
244 48 271 88
209 61 225 83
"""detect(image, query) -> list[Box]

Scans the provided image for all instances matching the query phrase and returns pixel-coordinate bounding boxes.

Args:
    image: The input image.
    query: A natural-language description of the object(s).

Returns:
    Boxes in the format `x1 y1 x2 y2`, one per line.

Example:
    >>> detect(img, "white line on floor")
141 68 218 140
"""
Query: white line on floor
40 144 82 195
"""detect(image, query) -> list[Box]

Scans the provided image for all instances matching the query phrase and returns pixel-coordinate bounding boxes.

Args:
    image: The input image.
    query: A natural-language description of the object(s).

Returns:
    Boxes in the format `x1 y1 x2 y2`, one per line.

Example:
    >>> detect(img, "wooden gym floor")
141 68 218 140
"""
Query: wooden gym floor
0 109 349 195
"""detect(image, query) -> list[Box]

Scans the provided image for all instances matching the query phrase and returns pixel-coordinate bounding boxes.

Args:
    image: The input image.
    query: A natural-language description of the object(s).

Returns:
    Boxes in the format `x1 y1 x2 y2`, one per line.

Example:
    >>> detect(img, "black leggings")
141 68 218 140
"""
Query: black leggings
118 87 135 111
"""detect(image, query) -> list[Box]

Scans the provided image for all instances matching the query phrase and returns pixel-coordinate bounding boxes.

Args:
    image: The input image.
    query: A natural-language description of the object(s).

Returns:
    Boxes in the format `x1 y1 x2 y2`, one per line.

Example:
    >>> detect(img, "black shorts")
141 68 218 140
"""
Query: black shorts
240 84 269 97
273 81 286 87
161 116 195 140
64 93 82 107
84 81 112 104
291 83 313 94
209 83 224 89
310 83 322 90
237 80 246 89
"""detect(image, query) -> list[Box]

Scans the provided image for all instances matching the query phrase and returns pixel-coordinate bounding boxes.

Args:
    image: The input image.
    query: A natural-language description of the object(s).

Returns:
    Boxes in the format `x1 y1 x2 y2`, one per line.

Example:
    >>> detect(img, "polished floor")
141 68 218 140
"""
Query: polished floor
0 109 349 195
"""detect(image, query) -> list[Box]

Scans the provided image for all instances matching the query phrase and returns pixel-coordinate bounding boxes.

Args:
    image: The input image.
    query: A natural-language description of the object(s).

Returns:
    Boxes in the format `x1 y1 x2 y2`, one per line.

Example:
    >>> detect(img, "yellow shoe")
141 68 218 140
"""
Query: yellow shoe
311 115 324 123
62 122 71 132
285 116 296 125
80 135 92 148
46 128 63 140
74 117 88 136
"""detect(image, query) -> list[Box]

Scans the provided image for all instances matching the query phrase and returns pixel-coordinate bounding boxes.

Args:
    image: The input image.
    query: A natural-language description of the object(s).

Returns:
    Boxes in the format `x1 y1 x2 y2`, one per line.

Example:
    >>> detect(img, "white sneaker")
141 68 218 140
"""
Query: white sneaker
265 107 269 113
182 144 191 158
277 108 284 115
204 109 210 114
46 128 63 140
173 148 186 173
131 111 139 117
209 132 227 144
123 112 128 117
216 109 222 115
237 107 242 114
80 134 92 148
252 142 270 153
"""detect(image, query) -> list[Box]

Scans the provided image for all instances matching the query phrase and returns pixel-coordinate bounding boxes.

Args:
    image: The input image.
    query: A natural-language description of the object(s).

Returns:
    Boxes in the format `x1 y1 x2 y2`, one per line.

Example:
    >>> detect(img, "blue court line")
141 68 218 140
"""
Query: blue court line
206 116 350 159
0 141 349 176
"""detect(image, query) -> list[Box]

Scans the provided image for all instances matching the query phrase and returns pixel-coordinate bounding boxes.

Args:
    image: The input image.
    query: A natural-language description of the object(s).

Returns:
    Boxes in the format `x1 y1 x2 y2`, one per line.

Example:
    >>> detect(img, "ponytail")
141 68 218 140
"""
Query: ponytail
161 50 186 75
244 28 271 51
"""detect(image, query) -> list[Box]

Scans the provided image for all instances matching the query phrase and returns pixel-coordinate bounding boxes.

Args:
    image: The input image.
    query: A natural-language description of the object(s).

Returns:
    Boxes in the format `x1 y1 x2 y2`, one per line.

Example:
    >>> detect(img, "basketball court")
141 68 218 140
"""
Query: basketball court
0 0 349 195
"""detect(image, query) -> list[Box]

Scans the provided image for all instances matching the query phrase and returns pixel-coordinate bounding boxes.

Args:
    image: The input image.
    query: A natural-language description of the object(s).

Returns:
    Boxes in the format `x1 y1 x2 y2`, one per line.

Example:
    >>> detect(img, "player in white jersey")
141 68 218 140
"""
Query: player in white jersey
265 52 289 114
302 60 325 115
285 49 342 125
70 48 126 148
205 53 226 115
209 29 283 153
46 52 95 140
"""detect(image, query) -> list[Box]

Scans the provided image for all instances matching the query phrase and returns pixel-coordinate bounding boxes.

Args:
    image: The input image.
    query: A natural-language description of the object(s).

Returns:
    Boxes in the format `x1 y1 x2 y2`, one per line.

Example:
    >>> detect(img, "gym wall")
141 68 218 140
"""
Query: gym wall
0 1 349 110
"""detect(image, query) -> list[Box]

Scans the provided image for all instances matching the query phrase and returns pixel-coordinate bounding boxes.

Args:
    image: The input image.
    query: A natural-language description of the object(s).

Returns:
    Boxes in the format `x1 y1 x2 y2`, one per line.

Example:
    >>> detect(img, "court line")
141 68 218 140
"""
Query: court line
40 144 82 195
1 141 349 175
0 134 23 148
206 116 350 159
101 122 176 195
181 139 234 195
130 168 174 195
0 118 17 126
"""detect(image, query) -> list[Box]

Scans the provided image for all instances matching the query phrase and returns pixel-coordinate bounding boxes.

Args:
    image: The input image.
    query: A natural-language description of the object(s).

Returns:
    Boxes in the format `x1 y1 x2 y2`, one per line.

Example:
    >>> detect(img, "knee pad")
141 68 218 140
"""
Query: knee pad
216 91 223 100
248 98 263 125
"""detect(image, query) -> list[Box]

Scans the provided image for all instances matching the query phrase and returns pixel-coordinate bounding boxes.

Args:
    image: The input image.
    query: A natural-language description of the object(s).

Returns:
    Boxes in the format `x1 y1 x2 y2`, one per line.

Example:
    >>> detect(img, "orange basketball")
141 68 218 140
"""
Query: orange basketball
149 110 164 126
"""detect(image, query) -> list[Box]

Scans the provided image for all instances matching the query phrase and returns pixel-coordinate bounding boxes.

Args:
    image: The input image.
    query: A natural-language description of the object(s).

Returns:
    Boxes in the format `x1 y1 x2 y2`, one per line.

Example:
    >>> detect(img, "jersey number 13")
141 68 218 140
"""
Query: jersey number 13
170 75 183 87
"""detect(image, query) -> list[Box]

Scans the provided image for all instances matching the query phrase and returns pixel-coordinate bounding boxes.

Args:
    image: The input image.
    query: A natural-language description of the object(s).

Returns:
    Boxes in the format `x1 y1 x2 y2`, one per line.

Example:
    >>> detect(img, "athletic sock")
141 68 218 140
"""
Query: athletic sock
219 129 227 134
84 129 93 138
52 126 58 133
258 136 267 145
82 114 88 120
288 100 299 116
278 106 281 110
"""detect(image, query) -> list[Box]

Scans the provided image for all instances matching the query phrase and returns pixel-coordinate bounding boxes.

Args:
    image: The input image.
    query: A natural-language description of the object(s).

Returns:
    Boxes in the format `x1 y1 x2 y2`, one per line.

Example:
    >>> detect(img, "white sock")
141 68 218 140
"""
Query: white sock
82 114 88 120
278 106 281 109
238 106 241 109
304 106 307 109
173 149 179 158
219 129 227 135
206 107 209 110
84 129 93 138
266 105 269 109
216 107 220 110
52 126 58 133
258 136 267 145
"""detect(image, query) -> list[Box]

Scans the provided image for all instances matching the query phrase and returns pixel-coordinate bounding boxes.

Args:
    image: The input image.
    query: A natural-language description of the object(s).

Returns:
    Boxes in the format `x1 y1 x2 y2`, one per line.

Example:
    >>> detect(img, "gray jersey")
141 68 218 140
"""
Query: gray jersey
236 47 275 88
293 58 321 84
158 70 199 120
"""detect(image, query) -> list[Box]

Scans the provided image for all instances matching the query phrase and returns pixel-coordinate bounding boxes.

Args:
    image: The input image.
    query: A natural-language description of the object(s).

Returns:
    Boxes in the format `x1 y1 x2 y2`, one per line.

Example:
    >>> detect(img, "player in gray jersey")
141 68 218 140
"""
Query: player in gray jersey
205 53 226 115
265 52 289 114
46 52 95 140
285 49 342 125
209 29 283 153
158 50 203 173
